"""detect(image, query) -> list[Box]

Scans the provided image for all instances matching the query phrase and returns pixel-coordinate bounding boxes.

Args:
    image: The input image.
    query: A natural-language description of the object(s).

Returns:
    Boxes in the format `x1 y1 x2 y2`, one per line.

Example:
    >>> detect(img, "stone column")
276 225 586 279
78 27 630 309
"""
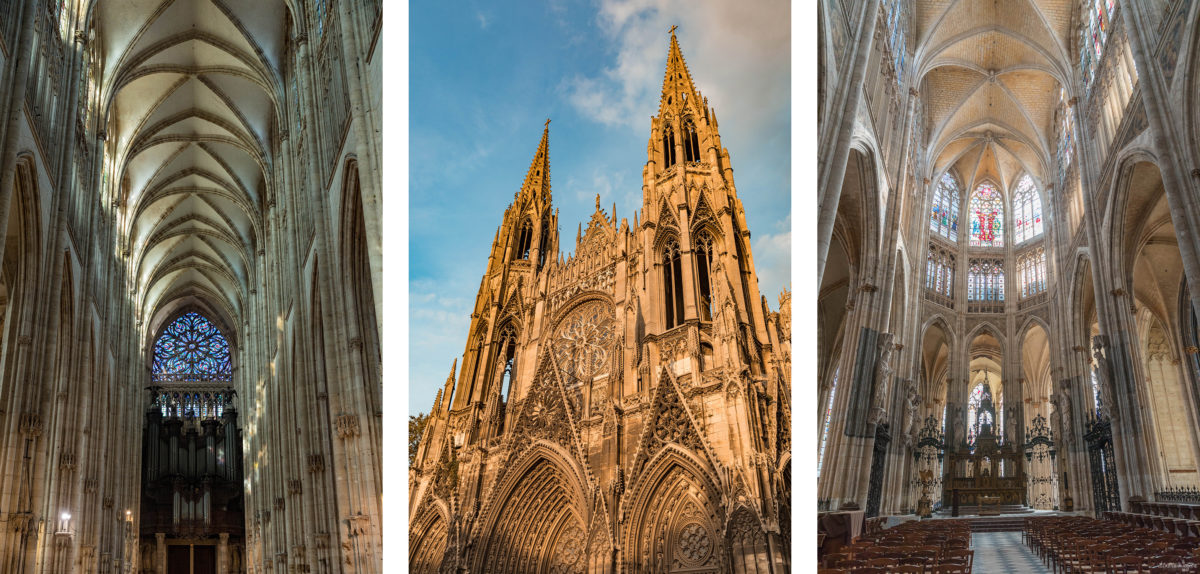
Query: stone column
817 0 882 285
155 533 166 574
218 533 230 574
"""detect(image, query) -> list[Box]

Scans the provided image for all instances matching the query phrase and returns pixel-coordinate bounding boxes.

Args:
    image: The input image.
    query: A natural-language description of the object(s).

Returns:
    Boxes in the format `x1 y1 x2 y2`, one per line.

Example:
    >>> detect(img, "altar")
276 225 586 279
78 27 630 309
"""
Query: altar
942 381 1027 509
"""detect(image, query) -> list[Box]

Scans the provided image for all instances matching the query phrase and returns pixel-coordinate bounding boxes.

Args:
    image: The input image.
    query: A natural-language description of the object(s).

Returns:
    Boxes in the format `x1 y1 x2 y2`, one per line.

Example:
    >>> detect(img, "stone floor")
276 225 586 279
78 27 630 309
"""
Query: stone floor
972 531 1051 574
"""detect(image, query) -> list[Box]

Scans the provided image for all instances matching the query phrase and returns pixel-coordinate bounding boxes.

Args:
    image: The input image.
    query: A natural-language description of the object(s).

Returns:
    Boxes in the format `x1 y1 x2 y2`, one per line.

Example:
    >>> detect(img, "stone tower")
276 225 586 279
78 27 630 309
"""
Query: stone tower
410 30 791 573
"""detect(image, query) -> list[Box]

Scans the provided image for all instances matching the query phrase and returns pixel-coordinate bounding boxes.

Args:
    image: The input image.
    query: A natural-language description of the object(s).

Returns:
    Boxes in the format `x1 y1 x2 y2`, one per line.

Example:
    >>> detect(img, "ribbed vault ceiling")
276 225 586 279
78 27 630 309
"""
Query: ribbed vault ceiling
916 0 1074 192
96 0 289 328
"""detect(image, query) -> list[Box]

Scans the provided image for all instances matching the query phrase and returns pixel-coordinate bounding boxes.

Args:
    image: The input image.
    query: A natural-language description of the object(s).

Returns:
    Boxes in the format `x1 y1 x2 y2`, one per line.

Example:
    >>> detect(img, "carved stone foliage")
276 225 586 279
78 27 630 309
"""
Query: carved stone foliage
549 265 616 312
631 370 710 482
478 459 584 574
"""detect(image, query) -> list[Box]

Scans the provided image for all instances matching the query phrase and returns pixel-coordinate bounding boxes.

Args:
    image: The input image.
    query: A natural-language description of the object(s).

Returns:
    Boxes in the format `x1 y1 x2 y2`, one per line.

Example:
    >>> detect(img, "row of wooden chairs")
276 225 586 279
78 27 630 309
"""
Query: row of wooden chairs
822 520 975 573
1024 516 1199 574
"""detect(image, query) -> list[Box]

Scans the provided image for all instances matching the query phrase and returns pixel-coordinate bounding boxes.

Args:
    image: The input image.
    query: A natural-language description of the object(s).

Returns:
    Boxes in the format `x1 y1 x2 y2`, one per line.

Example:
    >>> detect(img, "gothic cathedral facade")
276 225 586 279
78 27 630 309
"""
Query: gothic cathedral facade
409 32 792 573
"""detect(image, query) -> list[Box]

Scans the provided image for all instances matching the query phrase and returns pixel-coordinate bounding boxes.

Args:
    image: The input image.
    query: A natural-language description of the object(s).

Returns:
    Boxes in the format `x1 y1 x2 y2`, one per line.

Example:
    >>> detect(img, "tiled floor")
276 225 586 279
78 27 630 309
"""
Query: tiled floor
972 531 1052 574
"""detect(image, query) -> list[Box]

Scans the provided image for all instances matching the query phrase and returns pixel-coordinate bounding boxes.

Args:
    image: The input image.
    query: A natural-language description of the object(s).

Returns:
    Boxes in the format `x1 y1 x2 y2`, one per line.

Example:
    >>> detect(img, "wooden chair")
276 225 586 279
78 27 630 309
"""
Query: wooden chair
1107 555 1143 574
942 549 973 573
931 565 969 574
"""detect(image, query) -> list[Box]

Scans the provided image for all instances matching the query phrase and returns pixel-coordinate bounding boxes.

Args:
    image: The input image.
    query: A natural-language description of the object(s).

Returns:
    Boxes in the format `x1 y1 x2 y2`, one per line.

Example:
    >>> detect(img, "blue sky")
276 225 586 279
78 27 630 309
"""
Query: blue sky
410 0 790 415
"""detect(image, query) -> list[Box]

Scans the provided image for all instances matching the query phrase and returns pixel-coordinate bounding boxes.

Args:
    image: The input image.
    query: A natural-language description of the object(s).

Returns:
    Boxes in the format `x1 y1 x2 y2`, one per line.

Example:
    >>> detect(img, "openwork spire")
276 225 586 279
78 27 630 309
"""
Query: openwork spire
519 120 552 203
658 27 702 116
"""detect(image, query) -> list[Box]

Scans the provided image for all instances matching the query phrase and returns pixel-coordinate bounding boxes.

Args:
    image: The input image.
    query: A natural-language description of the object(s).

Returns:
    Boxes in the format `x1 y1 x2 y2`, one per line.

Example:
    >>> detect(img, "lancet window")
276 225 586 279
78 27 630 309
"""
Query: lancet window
1012 175 1044 244
694 232 715 321
496 325 518 400
818 367 839 478
1080 0 1117 92
515 219 533 260
1017 248 1047 298
967 381 1001 448
682 120 701 163
967 259 1004 302
883 0 907 78
969 182 1004 247
663 238 685 329
925 244 955 298
1057 88 1075 181
662 123 677 169
930 172 960 241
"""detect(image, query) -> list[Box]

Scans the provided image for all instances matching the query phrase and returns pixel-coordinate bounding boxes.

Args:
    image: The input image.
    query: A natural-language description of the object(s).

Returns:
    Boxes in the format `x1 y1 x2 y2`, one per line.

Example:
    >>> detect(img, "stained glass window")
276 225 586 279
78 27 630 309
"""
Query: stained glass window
314 0 327 38
152 312 233 382
1090 368 1102 414
1057 89 1075 181
926 245 955 298
1013 175 1044 244
969 182 1004 247
967 259 1005 302
967 381 1001 447
1080 0 1118 92
818 367 840 478
1018 248 1047 298
930 173 960 241
883 0 907 78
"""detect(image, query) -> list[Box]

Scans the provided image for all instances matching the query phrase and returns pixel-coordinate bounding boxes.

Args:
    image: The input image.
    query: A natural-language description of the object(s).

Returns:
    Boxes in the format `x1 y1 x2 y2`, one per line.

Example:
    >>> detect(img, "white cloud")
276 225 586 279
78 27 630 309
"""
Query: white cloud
562 0 790 138
409 278 475 414
477 11 491 29
753 216 792 308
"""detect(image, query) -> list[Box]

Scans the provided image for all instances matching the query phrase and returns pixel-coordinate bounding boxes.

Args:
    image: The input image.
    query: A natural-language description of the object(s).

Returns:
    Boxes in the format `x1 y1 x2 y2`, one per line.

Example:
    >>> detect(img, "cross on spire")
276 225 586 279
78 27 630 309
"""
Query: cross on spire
669 24 678 36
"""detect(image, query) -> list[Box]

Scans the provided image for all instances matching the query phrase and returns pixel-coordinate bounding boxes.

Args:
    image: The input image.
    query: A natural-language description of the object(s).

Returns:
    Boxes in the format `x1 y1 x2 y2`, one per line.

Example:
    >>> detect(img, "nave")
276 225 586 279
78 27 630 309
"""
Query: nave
0 0 382 572
818 0 1200 569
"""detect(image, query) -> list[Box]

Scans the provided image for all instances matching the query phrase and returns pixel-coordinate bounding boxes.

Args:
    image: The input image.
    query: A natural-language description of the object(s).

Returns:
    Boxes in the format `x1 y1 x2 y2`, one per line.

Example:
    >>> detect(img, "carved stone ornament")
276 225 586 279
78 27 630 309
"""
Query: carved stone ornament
335 414 360 439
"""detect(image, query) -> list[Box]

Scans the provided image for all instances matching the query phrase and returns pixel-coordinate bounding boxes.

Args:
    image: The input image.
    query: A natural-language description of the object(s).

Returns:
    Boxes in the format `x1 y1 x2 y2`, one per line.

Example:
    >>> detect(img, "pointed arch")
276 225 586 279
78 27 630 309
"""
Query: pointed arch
621 445 724 573
968 180 1004 247
473 441 590 574
1012 173 1044 244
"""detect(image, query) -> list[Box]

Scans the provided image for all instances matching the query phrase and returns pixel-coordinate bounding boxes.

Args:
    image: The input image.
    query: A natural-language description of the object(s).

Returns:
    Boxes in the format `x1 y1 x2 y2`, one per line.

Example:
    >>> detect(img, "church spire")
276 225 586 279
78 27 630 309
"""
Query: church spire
519 120 552 203
658 27 703 117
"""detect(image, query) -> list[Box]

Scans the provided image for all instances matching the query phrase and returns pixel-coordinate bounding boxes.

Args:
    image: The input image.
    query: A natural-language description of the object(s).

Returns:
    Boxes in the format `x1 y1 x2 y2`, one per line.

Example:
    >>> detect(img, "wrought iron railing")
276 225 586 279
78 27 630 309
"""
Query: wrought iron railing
1156 487 1200 504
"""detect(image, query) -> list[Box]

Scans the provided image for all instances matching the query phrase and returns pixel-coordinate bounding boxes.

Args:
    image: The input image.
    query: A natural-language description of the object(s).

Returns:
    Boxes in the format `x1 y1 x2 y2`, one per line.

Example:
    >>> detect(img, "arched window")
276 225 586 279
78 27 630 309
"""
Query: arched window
1057 88 1075 180
925 244 955 298
515 219 533 260
969 182 1004 247
967 381 1000 448
152 312 233 382
1017 248 1047 298
818 367 840 478
496 325 518 400
662 238 685 329
883 0 907 77
694 232 715 321
930 173 960 241
967 259 1004 301
1012 175 1044 244
1080 0 1117 92
537 218 551 270
662 123 677 169
682 120 701 163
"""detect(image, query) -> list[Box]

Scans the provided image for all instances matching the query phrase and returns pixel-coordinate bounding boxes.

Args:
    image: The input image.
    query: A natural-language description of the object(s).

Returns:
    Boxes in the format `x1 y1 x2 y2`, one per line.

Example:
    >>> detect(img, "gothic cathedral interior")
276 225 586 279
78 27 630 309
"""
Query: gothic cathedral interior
0 1 382 573
819 0 1200 569
408 32 792 573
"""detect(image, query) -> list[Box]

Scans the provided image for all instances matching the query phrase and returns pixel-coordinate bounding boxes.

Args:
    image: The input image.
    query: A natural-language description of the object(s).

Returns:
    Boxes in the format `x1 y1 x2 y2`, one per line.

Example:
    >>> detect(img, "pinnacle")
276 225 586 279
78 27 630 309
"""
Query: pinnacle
658 27 701 116
519 121 552 203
